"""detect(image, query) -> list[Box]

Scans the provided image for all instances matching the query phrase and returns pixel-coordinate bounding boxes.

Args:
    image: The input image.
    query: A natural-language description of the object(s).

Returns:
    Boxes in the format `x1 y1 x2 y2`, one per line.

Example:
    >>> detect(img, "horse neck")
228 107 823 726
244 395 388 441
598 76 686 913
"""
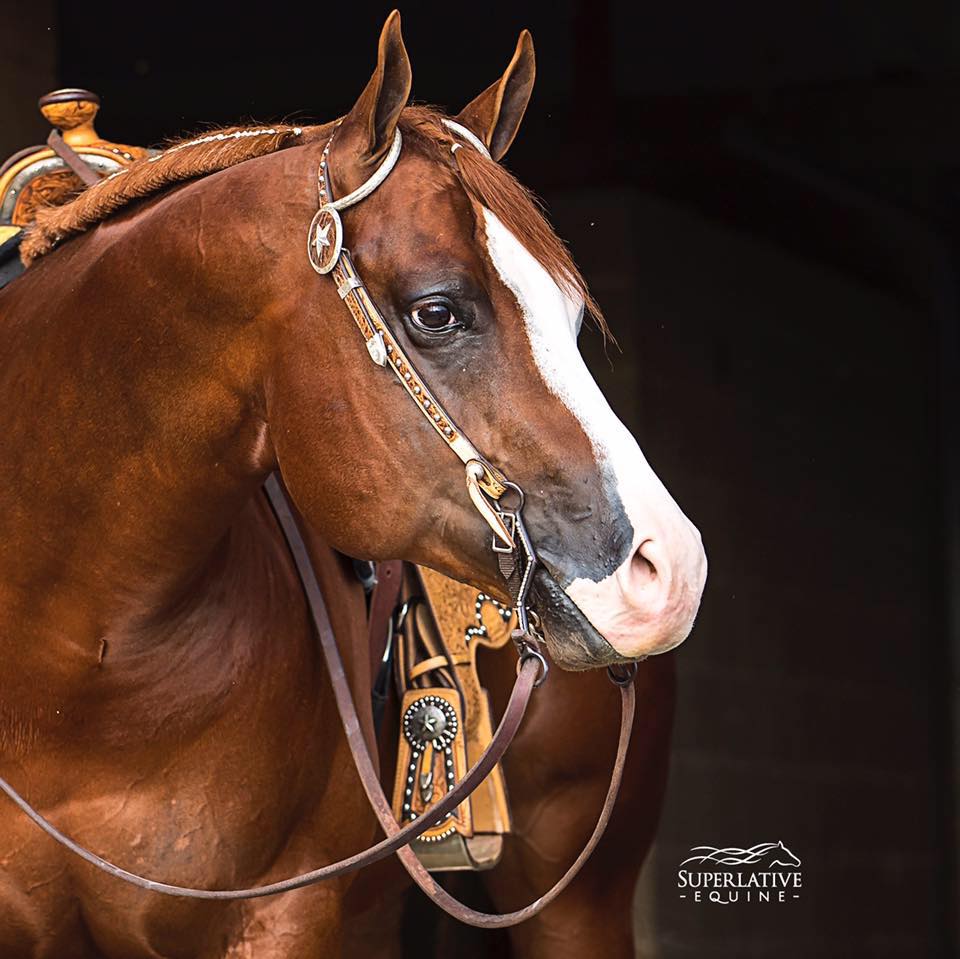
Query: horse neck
0 147 315 685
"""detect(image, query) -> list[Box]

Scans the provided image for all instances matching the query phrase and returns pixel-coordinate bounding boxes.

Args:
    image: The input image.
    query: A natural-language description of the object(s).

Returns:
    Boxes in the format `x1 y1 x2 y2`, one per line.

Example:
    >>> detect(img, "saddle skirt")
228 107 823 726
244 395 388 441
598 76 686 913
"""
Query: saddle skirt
392 566 514 870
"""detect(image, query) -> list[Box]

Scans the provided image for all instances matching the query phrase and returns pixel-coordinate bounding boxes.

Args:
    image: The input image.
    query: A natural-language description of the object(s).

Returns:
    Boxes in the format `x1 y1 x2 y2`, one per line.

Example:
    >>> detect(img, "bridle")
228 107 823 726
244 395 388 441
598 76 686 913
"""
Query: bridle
0 118 637 928
307 118 542 642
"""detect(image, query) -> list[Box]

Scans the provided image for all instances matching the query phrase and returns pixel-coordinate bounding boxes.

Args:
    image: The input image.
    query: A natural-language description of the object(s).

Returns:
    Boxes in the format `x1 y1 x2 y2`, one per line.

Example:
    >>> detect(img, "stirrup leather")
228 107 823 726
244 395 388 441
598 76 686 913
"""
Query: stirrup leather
391 566 514 871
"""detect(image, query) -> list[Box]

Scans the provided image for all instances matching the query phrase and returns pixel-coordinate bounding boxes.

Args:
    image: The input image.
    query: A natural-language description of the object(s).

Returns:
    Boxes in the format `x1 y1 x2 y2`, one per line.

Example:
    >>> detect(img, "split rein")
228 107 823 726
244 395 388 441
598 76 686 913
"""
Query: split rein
0 122 638 928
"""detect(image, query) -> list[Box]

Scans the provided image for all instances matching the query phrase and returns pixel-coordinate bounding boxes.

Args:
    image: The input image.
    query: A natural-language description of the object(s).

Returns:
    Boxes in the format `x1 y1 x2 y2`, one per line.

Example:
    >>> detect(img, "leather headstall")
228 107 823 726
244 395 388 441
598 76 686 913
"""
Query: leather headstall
306 120 542 640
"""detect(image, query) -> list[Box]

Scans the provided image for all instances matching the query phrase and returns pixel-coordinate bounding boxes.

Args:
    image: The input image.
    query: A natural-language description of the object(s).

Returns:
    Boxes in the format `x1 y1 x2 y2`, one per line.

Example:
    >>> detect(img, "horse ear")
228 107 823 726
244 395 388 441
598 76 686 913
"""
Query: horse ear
344 10 412 166
455 30 535 161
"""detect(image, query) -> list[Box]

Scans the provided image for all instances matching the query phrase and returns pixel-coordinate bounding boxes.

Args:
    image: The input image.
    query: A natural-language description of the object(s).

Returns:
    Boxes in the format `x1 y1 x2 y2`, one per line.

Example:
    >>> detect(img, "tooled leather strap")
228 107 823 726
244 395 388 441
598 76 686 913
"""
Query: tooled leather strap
376 677 634 927
311 125 517 552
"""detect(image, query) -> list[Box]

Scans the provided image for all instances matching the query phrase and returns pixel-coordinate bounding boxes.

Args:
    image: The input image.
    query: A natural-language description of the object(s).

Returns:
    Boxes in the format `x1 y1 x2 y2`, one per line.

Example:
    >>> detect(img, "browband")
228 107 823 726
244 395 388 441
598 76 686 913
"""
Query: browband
327 127 403 212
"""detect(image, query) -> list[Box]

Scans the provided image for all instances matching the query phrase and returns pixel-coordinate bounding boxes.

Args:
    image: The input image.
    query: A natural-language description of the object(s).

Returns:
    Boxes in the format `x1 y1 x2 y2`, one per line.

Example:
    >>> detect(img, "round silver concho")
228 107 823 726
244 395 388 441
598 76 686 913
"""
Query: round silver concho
307 205 343 275
402 695 459 751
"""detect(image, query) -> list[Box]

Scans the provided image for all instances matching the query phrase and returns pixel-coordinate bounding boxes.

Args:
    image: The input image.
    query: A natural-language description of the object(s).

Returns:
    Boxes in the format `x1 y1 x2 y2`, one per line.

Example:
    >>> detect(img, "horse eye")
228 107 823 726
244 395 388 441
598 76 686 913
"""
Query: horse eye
409 301 460 334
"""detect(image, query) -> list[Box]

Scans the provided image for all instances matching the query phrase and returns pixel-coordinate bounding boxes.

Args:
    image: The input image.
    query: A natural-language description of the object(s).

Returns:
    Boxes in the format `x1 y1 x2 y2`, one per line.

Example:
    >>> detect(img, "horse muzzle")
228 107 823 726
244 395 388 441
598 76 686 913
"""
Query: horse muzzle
530 566 635 670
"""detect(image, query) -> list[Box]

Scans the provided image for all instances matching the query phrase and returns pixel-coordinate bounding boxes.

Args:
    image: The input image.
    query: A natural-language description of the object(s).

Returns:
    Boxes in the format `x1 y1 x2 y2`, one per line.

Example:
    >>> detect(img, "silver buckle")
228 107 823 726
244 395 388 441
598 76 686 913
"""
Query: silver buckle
491 512 516 553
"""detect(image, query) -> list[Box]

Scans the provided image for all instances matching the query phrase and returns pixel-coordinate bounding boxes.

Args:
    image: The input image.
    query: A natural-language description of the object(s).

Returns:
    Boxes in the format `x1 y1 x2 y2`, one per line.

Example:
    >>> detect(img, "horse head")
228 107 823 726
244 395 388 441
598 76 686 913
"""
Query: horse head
261 12 707 670
769 841 802 868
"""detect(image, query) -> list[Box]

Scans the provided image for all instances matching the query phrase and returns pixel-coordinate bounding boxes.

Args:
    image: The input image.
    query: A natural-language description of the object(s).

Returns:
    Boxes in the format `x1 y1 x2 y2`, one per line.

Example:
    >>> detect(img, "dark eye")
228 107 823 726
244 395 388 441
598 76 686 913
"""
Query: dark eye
409 299 461 334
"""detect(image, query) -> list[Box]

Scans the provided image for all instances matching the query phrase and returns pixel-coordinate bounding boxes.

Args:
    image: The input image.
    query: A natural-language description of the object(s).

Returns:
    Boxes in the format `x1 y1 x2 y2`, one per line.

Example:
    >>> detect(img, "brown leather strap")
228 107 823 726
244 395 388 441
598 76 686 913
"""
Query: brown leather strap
268 476 635 926
368 559 403 686
0 476 538 899
46 130 101 187
408 654 457 680
0 474 633 924
392 684 634 927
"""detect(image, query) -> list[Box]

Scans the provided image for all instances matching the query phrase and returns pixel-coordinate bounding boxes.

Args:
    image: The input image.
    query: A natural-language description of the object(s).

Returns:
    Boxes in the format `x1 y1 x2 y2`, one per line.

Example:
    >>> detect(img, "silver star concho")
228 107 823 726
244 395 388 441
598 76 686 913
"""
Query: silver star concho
315 221 331 251
307 206 342 275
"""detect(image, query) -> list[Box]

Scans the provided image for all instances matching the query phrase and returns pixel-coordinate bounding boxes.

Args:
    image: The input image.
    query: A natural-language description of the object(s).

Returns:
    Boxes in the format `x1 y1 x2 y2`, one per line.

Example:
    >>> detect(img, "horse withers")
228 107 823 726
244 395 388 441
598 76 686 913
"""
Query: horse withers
0 11 705 958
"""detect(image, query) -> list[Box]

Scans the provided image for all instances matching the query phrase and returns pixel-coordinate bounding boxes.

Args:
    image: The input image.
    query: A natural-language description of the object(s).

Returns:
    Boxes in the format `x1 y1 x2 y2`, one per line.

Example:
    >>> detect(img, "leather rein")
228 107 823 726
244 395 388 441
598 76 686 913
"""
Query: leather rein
0 123 637 928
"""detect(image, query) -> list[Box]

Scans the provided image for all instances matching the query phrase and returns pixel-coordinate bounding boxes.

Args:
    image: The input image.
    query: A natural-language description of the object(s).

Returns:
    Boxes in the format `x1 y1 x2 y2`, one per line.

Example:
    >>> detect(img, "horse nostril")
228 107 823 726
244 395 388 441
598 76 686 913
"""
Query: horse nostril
630 540 658 587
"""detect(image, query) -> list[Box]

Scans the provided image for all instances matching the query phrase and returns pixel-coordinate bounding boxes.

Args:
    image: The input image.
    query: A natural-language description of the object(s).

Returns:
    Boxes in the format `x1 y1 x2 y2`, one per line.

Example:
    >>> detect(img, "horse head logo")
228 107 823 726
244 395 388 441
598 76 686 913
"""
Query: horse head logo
681 841 802 869
768 840 801 868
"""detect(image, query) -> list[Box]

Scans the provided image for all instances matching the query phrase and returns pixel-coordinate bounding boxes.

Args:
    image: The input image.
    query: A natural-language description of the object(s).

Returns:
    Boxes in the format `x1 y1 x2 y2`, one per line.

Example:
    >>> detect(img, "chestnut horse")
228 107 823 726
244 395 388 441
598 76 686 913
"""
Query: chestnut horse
0 12 705 958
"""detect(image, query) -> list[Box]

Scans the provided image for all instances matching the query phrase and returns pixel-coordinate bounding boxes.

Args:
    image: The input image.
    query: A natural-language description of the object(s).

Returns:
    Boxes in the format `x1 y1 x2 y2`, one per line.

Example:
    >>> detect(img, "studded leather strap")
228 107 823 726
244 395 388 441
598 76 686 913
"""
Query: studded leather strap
330 250 507 499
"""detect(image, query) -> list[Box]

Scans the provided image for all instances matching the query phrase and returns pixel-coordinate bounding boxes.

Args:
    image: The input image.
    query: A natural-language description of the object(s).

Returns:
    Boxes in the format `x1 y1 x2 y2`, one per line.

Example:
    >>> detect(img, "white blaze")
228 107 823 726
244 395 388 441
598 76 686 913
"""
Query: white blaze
482 207 706 658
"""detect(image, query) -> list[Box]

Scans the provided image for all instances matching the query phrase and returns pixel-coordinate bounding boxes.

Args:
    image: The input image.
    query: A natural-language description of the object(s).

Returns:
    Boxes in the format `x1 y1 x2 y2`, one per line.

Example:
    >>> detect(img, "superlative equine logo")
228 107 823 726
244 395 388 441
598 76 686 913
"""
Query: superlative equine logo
677 841 802 904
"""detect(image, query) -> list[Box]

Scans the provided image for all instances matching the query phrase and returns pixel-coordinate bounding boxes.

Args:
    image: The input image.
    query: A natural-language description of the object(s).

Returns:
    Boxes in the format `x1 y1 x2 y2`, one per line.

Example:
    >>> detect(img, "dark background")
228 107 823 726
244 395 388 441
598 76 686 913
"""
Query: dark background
3 1 957 956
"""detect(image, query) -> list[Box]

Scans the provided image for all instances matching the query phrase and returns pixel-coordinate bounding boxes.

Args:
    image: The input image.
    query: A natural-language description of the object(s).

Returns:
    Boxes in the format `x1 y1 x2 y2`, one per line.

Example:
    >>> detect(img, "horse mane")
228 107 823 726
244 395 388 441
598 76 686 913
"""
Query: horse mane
19 124 312 263
21 106 605 331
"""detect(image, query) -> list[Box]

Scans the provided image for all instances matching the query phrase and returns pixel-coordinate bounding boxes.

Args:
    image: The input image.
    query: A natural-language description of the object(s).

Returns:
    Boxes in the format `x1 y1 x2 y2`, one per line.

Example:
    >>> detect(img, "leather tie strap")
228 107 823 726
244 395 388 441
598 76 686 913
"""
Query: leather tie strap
46 130 102 187
0 474 634 925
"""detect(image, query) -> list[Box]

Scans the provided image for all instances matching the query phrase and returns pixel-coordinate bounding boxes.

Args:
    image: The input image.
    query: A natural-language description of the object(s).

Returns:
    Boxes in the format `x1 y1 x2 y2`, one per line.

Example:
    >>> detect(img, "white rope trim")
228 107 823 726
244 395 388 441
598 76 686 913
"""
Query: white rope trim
441 119 491 160
327 128 403 212
146 126 303 163
93 127 303 187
